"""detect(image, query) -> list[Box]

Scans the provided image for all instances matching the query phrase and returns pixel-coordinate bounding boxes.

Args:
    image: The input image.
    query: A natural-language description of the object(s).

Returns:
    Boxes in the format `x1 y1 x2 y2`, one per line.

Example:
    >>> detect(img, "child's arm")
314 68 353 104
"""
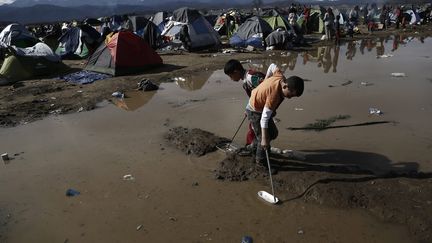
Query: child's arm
265 63 280 79
260 106 273 149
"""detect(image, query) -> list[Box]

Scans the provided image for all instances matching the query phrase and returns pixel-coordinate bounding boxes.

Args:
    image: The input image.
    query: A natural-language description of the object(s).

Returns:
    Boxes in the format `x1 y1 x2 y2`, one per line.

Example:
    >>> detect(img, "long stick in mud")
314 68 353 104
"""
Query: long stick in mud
227 115 247 148
265 150 277 203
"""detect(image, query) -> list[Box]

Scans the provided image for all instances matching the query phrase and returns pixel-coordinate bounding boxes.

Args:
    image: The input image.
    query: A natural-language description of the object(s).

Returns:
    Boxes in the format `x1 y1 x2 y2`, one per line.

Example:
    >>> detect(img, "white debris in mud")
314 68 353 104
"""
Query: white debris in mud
294 107 304 111
391 72 406 77
377 54 394 58
77 107 84 112
369 108 383 115
123 174 135 181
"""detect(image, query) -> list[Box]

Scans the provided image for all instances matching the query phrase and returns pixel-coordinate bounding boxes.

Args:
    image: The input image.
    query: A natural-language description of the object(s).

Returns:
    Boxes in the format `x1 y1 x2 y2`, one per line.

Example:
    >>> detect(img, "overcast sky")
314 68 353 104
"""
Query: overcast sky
0 0 14 4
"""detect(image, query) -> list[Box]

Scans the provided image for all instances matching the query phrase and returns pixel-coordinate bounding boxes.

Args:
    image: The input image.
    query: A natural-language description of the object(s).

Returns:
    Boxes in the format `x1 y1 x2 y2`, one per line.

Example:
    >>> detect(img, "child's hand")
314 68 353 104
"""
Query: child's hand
261 138 270 150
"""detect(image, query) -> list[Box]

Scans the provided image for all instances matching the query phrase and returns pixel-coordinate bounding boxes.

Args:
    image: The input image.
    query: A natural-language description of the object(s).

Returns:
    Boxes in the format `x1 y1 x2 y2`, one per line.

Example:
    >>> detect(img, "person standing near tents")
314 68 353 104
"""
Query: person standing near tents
323 8 335 41
246 71 304 170
224 60 281 148
303 5 311 34
349 5 360 26
179 25 192 51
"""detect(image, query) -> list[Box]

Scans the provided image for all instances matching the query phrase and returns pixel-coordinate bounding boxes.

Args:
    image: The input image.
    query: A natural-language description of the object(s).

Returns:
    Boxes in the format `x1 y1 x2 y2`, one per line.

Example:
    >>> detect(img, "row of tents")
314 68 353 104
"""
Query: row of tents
1 6 431 86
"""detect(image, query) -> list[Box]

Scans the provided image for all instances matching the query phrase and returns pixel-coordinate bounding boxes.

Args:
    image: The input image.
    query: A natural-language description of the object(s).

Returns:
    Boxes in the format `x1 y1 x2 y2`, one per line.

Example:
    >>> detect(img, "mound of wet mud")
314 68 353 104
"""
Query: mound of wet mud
164 127 229 156
214 152 432 242
279 171 432 243
214 154 266 181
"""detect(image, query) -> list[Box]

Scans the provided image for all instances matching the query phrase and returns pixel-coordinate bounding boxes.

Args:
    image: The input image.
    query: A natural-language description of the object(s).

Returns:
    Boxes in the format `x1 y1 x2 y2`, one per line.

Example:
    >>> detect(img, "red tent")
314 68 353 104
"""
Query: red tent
85 31 162 76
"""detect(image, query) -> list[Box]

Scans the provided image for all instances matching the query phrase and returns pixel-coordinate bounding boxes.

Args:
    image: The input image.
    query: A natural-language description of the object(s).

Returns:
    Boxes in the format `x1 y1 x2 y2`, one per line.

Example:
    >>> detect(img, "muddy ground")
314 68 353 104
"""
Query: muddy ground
1 24 432 242
165 127 432 242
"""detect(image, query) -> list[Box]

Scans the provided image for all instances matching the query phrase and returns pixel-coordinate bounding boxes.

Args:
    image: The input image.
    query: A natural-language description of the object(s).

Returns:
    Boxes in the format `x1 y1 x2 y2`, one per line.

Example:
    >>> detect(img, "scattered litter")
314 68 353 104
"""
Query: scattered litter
50 97 56 100
282 149 293 154
50 104 55 107
221 48 238 54
270 147 282 154
137 79 159 91
281 63 287 67
241 236 253 243
136 225 143 231
360 82 373 86
377 54 393 58
172 77 186 82
192 182 199 186
112 91 124 99
123 174 135 181
391 72 406 77
1 153 9 162
77 107 84 112
297 229 304 235
77 90 83 93
341 80 353 86
294 107 304 111
246 45 255 51
369 108 383 115
59 70 112 84
273 117 281 123
169 216 177 222
49 109 62 115
240 59 251 64
65 188 80 197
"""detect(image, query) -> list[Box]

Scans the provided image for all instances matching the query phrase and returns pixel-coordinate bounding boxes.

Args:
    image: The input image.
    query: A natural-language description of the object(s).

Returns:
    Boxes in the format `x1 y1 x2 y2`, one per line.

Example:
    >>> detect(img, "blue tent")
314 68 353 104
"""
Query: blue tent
229 16 272 49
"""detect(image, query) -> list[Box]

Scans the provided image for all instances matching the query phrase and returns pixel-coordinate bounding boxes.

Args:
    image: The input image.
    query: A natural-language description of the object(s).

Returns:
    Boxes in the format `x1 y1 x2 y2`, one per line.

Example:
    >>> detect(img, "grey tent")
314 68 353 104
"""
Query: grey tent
0 42 68 86
229 16 272 48
162 7 220 51
127 16 161 49
0 23 38 48
265 29 294 49
151 11 168 32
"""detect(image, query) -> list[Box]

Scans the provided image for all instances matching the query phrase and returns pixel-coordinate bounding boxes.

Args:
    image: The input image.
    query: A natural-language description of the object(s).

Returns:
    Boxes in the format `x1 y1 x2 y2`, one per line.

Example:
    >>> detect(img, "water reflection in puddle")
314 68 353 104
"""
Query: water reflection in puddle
111 35 431 112
243 35 430 74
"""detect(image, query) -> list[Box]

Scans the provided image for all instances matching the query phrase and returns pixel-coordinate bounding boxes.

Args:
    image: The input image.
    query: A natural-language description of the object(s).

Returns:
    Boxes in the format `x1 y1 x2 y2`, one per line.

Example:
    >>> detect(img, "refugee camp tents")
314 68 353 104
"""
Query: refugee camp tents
0 23 39 48
127 16 161 49
297 6 325 33
151 11 168 32
261 9 292 31
229 16 272 48
265 29 294 50
213 10 241 37
162 7 220 51
56 25 101 59
404 10 421 25
85 31 162 76
0 43 68 86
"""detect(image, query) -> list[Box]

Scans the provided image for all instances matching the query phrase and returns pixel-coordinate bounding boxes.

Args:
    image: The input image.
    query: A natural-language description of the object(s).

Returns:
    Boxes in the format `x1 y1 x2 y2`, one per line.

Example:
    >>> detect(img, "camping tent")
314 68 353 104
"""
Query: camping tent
56 25 101 59
151 11 168 32
162 7 221 51
127 16 161 49
265 29 295 49
297 7 325 33
404 10 421 25
0 23 39 48
0 43 68 86
85 31 162 76
262 9 292 31
229 16 272 48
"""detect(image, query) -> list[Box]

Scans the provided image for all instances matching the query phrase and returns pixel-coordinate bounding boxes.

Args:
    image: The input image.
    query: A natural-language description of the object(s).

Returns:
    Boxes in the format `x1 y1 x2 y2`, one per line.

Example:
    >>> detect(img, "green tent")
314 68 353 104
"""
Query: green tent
297 9 325 34
263 15 291 31
0 43 68 86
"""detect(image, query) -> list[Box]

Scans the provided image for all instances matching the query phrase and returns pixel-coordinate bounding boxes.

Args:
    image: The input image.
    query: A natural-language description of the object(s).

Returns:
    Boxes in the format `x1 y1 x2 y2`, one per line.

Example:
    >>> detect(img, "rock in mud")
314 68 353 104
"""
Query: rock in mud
164 127 229 156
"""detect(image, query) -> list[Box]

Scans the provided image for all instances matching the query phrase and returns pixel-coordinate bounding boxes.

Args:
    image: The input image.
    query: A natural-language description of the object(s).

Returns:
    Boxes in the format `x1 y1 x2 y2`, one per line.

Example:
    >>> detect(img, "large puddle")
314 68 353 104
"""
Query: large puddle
0 35 431 242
